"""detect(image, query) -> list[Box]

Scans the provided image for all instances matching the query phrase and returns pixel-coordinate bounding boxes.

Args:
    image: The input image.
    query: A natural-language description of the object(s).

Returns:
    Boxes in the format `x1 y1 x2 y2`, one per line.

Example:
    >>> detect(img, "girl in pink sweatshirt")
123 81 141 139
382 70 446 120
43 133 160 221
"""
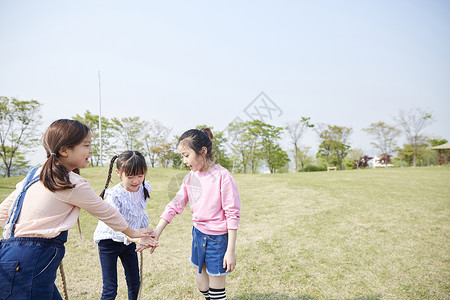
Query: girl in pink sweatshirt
152 128 241 300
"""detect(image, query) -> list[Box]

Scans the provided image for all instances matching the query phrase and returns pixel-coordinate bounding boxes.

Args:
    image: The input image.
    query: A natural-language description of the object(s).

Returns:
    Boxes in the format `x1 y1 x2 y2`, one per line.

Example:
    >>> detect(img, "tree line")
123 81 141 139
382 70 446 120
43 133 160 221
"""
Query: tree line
1 96 446 177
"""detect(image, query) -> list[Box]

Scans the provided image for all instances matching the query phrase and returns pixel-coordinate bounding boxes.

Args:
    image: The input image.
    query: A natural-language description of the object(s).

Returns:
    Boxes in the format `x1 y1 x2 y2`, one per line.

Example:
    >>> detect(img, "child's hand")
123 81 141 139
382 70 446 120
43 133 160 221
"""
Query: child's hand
135 235 158 252
148 232 160 254
223 250 236 272
148 220 169 254
148 226 164 254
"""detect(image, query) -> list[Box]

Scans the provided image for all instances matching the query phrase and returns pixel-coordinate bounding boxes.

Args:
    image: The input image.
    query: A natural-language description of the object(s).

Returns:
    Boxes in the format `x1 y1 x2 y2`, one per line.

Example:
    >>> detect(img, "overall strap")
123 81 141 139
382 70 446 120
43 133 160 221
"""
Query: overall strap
5 166 40 238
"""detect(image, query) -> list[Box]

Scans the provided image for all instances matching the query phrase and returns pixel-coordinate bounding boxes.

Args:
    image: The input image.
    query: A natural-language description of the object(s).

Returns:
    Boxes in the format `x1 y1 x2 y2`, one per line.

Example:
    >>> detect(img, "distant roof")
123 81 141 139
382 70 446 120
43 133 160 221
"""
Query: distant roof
431 142 450 150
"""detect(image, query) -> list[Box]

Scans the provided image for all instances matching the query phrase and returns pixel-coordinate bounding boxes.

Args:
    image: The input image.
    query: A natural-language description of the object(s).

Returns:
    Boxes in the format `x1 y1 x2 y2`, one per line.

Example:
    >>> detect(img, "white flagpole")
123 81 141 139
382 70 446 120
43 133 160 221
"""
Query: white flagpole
98 71 103 166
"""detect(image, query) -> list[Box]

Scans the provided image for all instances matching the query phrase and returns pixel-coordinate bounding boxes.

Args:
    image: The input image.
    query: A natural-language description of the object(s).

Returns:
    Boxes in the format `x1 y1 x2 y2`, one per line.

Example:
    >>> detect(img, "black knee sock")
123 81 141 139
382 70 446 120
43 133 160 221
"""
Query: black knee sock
200 289 210 300
209 287 226 300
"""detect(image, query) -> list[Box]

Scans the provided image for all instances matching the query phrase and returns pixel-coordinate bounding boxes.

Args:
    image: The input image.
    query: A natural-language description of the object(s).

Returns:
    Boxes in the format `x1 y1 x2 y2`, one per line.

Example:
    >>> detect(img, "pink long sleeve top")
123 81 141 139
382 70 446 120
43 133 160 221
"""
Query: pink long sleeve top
161 164 241 235
0 169 128 239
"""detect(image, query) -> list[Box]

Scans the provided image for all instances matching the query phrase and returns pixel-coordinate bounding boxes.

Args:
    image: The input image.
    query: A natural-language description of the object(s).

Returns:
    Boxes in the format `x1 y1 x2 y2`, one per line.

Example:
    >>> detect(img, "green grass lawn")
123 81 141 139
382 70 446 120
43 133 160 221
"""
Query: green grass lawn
1 166 449 299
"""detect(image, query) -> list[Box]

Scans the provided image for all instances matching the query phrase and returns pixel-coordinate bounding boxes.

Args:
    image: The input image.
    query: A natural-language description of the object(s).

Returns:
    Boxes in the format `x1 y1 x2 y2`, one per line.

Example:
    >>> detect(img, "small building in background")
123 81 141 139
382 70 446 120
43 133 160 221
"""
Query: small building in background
431 142 450 166
368 155 394 168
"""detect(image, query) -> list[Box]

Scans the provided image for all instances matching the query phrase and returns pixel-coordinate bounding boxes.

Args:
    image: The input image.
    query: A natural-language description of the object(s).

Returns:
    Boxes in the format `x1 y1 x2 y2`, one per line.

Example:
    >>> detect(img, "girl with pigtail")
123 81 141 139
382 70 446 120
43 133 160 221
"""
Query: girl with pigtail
0 119 156 299
152 128 241 300
93 151 153 300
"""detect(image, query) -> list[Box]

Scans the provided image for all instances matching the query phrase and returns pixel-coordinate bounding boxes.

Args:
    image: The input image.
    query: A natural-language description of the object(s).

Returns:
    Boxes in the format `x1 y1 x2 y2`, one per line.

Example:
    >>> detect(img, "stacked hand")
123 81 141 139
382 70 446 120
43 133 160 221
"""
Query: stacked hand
134 227 158 252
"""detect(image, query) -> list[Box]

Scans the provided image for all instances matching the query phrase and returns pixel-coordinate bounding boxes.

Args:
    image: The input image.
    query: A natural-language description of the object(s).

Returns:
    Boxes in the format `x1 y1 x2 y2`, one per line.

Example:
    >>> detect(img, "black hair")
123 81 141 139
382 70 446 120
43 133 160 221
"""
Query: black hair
100 151 150 199
177 128 214 162
41 119 90 191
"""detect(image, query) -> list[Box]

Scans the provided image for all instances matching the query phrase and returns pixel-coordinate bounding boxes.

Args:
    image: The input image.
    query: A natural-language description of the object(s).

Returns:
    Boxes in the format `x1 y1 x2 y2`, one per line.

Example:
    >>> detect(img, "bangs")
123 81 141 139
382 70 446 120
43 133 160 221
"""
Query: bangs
121 156 147 176
177 138 196 153
177 138 191 149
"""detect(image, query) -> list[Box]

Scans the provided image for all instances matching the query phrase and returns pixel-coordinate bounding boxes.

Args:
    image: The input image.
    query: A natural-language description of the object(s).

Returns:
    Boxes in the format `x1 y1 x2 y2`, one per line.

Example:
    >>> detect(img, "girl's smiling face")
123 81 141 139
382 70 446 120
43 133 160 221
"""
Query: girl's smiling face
118 171 145 192
59 133 93 170
178 144 207 172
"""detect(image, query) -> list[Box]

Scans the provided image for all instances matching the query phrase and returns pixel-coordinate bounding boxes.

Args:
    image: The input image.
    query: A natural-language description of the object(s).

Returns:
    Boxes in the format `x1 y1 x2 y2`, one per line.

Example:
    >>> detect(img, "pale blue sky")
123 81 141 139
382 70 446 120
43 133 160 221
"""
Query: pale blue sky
1 1 449 164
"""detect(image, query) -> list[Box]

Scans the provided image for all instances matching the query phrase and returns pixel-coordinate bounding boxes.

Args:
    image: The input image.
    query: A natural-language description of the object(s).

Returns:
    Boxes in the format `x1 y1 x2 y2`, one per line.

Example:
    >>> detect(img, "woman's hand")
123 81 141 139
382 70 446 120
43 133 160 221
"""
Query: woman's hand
123 226 146 239
135 227 155 237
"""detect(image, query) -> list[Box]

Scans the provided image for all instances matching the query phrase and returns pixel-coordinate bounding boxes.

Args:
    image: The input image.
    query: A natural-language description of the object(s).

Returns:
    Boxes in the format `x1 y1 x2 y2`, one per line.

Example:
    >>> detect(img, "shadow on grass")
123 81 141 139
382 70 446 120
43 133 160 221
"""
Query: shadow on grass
230 295 313 300
230 294 382 300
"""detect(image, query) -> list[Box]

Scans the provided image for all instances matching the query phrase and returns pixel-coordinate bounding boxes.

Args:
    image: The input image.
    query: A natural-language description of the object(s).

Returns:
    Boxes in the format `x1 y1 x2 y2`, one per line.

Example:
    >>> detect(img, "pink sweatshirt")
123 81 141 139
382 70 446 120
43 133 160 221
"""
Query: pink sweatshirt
0 170 128 239
161 164 241 235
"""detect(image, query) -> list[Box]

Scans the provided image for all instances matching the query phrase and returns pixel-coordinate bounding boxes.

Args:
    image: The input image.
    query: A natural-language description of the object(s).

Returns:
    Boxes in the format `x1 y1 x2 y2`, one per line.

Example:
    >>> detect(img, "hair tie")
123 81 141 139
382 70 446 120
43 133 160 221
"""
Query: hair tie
51 153 57 156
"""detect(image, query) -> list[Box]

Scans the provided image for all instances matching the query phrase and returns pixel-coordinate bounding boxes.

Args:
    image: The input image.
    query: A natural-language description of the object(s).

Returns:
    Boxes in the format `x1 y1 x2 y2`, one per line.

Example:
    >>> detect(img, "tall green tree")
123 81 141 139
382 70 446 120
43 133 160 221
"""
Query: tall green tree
73 110 116 166
241 121 262 173
257 121 289 173
363 121 400 166
0 147 32 177
397 143 430 166
143 120 172 167
395 108 433 167
0 96 42 177
330 125 352 170
316 124 352 170
315 123 333 168
227 121 257 173
152 141 177 168
227 120 288 173
111 116 147 152
262 142 289 173
212 130 233 170
286 117 314 172
296 147 313 171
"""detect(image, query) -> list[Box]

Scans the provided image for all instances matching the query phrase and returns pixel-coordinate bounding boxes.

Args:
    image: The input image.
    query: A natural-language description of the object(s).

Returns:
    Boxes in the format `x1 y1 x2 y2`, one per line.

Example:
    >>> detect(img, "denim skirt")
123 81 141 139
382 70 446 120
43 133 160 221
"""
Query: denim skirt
191 226 229 276
0 231 67 300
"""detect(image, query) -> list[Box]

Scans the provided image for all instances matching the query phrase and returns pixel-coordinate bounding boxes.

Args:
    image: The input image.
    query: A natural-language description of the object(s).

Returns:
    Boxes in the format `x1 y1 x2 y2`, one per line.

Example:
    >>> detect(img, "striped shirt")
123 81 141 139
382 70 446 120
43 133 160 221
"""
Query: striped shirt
93 181 150 245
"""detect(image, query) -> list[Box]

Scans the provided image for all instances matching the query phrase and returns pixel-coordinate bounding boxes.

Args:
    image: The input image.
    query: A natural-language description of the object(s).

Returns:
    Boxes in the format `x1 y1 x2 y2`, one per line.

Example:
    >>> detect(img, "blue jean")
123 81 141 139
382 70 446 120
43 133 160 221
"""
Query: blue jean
98 239 140 300
0 231 67 300
191 226 229 276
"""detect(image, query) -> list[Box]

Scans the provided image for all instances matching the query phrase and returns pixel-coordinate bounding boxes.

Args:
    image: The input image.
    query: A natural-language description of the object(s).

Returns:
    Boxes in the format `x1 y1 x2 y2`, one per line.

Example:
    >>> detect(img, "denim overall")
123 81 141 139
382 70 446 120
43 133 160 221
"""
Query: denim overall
0 167 68 300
